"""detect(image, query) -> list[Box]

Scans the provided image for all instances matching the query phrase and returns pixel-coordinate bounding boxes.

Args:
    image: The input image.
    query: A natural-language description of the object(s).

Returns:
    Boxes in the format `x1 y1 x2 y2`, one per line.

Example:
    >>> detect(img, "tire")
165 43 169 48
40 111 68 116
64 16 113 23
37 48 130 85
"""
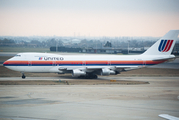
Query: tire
93 74 98 79
22 75 26 79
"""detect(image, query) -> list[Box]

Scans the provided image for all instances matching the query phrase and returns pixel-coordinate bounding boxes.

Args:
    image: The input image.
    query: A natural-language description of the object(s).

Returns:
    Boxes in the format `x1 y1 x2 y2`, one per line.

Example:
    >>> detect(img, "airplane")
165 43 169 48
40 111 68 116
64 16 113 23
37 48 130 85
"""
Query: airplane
3 30 179 79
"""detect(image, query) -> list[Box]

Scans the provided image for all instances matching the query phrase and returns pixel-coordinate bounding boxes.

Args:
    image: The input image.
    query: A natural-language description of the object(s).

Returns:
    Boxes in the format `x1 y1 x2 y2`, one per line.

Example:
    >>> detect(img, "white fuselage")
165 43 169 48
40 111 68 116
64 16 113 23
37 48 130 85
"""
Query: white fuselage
3 52 173 73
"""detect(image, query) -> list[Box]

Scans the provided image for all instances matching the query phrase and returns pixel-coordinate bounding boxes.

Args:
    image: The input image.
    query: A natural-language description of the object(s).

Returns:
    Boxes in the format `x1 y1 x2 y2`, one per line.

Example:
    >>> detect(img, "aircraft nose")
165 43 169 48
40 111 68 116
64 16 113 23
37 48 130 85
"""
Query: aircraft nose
3 60 9 66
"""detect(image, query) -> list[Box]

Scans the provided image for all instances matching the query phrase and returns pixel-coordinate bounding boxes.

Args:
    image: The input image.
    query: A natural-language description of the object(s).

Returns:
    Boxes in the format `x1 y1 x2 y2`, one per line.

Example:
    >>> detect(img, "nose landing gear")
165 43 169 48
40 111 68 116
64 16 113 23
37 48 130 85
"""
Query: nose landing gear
22 73 26 79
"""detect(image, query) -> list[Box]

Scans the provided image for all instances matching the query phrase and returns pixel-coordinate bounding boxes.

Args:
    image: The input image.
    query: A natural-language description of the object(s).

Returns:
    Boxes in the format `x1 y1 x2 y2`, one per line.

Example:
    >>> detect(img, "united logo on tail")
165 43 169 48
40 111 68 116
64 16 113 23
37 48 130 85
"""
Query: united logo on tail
158 40 174 52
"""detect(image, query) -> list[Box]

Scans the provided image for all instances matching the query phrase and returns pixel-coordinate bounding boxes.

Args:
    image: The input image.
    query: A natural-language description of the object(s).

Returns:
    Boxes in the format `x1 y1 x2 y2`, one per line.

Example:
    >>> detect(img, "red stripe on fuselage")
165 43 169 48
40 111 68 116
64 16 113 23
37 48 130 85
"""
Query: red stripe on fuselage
3 60 166 65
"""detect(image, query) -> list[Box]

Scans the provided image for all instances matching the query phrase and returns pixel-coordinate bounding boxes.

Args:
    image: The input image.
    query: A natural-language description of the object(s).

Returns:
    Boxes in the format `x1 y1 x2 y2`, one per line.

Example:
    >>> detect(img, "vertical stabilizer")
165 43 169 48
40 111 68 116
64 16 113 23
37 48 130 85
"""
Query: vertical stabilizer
142 30 179 55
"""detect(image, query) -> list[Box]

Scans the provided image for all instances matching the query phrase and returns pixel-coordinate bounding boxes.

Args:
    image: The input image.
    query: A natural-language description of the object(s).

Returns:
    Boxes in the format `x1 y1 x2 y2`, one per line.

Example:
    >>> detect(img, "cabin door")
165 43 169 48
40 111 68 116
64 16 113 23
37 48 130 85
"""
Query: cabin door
82 61 86 66
28 61 32 66
143 60 146 67
108 61 111 66
52 61 56 66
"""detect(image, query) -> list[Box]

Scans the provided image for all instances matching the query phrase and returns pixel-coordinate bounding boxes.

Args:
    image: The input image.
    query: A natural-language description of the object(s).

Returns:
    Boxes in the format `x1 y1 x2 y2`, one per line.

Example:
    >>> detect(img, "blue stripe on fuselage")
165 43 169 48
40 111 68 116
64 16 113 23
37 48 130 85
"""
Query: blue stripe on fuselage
4 63 155 66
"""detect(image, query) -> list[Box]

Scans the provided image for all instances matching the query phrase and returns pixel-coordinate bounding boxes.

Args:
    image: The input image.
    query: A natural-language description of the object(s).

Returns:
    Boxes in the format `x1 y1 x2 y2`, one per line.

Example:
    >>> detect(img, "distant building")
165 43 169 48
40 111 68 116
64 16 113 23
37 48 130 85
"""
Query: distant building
71 39 81 44
104 41 112 47
173 43 179 55
83 48 122 54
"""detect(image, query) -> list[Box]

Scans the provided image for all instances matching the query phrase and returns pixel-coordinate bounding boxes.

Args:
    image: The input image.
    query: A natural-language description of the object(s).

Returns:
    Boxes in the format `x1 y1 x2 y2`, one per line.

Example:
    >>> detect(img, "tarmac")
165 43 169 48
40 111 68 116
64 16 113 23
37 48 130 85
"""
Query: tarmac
0 76 179 120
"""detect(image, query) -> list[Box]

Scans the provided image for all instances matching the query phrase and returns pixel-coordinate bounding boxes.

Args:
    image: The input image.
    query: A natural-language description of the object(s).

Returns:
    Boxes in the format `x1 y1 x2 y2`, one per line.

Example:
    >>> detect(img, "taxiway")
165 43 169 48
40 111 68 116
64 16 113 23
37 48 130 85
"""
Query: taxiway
0 76 179 120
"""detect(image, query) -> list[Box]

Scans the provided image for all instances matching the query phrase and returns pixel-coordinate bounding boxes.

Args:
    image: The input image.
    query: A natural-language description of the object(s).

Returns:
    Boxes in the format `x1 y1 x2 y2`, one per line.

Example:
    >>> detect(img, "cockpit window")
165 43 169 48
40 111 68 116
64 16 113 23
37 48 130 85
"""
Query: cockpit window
15 55 21 57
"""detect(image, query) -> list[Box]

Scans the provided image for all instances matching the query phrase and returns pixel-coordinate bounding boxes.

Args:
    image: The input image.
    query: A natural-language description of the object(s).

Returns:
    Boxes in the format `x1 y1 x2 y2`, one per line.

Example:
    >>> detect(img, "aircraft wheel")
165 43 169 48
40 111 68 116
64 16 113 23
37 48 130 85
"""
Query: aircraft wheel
93 74 98 79
85 74 98 79
22 74 26 79
85 75 90 79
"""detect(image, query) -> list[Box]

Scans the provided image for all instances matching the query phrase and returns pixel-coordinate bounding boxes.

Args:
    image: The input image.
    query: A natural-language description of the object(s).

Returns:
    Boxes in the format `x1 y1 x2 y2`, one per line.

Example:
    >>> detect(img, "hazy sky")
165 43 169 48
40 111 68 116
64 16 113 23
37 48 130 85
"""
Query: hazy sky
0 0 179 37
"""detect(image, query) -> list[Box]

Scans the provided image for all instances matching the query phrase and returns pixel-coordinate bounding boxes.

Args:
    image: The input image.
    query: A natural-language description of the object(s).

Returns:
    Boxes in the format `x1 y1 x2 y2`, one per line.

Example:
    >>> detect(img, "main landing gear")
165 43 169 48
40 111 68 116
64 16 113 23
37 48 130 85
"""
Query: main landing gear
88 74 97 79
22 73 26 79
78 74 98 79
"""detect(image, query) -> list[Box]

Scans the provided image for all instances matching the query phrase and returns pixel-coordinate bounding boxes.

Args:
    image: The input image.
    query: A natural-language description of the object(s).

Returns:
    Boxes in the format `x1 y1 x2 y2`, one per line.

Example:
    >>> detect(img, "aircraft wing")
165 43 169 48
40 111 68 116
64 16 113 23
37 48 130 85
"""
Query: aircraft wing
58 66 142 79
59 66 137 71
159 114 179 120
58 66 139 76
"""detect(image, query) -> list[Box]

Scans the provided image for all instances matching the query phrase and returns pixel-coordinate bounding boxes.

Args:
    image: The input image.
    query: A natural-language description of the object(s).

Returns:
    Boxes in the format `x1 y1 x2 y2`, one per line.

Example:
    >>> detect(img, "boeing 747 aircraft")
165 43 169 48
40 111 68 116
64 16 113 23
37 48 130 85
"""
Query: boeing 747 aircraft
3 30 179 79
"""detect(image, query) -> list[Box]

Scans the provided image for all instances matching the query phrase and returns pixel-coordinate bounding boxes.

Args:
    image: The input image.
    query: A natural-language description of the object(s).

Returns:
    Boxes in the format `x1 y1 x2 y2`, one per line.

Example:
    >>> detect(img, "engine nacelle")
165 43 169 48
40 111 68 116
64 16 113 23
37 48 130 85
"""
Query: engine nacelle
72 69 86 77
58 70 65 74
101 68 119 75
100 68 112 76
109 70 117 75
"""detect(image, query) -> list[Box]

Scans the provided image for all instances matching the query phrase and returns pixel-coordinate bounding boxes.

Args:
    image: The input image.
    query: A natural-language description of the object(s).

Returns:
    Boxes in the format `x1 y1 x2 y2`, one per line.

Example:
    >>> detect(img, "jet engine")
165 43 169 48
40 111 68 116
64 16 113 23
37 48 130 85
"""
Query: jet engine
101 68 117 76
72 69 86 77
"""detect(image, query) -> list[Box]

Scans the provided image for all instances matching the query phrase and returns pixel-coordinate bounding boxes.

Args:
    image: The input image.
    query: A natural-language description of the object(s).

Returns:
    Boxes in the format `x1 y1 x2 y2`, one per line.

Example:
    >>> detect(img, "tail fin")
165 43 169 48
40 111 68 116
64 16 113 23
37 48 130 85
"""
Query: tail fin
142 30 179 55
